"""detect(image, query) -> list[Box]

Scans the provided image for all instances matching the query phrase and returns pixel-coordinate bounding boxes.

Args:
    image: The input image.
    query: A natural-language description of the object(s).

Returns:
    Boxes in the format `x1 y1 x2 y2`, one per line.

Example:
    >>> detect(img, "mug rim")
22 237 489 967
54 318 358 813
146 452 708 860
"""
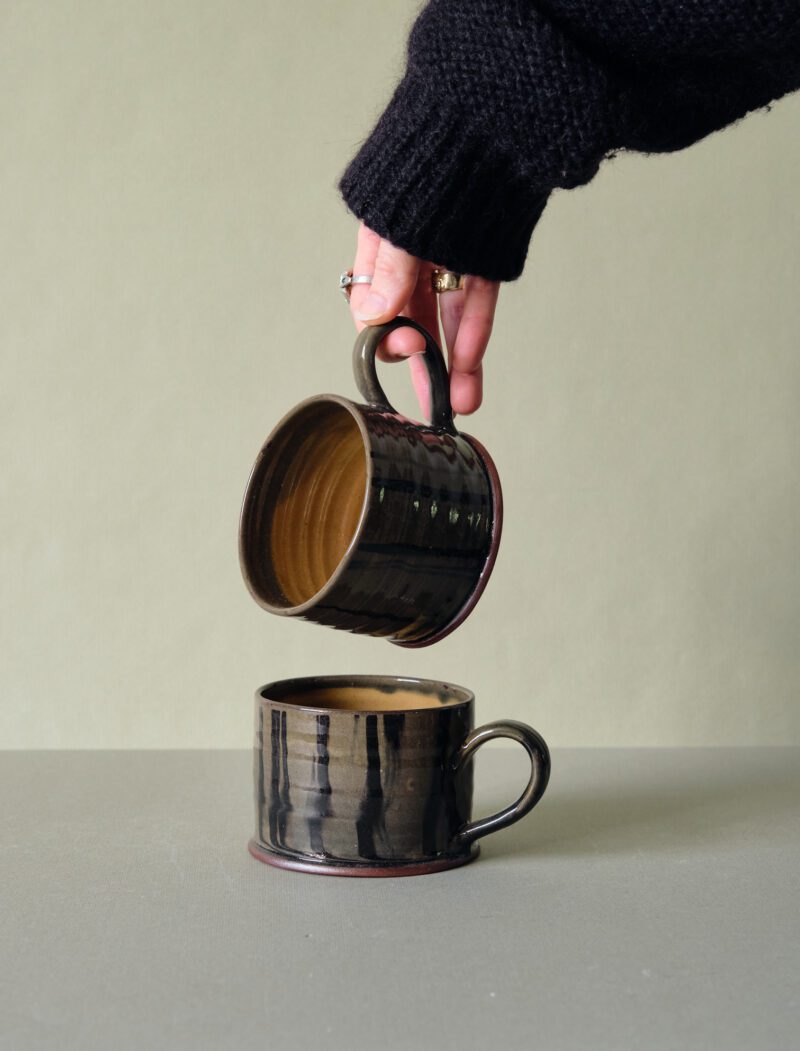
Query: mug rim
239 393 374 617
255 674 475 715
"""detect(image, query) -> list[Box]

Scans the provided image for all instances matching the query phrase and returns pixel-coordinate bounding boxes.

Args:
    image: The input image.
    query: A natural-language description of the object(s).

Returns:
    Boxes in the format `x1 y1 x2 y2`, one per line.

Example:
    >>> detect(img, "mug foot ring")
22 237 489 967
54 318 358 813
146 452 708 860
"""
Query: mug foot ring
248 839 479 877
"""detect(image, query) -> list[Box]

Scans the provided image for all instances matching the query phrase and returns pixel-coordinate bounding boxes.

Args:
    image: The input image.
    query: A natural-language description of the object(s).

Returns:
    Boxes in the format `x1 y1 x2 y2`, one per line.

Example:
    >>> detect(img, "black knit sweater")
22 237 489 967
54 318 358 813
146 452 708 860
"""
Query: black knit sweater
339 0 800 281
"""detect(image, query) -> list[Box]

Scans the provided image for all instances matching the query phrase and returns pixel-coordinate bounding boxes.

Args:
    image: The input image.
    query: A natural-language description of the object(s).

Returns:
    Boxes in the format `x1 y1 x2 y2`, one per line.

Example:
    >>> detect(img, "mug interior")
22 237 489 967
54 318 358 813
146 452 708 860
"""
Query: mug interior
259 676 473 713
243 401 368 609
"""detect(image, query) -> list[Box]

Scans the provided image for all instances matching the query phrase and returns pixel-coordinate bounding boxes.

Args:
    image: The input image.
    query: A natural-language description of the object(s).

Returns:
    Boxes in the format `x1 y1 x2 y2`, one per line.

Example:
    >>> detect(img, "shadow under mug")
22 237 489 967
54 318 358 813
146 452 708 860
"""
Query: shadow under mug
249 675 550 877
238 317 502 647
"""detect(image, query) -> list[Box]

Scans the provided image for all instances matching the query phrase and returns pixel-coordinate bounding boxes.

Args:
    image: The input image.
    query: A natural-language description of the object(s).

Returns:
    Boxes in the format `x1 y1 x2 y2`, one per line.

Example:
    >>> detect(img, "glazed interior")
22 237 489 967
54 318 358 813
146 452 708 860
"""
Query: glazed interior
244 402 368 609
260 678 472 712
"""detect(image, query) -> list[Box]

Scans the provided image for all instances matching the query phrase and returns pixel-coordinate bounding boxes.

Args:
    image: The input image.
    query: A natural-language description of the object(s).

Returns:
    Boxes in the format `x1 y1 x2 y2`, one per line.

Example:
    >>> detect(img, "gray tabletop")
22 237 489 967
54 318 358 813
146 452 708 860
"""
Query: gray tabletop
2 748 798 1050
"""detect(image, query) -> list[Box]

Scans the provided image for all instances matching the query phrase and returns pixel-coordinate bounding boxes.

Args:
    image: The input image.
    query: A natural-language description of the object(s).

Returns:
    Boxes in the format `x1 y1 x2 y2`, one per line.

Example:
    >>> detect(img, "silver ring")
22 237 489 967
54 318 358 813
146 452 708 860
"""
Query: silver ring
340 270 373 300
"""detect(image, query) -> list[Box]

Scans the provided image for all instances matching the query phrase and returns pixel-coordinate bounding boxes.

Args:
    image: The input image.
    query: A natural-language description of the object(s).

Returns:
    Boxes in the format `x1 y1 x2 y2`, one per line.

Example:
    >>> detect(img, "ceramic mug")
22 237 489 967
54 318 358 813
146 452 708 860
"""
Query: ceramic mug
249 675 550 877
238 317 502 647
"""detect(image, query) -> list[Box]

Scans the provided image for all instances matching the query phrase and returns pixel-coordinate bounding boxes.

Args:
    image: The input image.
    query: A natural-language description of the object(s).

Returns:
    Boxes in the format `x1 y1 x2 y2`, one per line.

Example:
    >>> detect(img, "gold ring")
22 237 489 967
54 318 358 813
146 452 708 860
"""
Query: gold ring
431 269 464 294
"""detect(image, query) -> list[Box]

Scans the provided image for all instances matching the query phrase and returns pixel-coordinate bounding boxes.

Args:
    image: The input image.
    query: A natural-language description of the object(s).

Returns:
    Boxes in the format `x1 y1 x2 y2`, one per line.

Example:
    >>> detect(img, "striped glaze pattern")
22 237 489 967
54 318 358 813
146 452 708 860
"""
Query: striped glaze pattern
254 682 474 867
250 676 552 876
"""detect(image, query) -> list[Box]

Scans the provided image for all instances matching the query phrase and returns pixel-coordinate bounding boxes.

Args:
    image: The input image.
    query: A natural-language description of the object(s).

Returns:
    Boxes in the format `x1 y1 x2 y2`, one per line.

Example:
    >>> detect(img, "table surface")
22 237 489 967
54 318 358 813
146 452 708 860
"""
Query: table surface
2 748 798 1050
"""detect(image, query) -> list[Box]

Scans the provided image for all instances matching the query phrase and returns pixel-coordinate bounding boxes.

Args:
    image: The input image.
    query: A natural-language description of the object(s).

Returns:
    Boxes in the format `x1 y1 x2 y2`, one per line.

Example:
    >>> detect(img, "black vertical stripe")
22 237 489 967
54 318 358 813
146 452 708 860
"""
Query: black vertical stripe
256 711 265 838
356 714 385 859
381 712 405 800
421 711 450 854
307 713 331 856
267 709 281 844
276 709 292 847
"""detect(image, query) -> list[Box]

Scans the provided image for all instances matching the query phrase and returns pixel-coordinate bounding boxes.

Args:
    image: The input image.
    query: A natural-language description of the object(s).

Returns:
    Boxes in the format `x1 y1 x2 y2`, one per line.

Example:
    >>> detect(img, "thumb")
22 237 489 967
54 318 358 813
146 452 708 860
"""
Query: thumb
353 238 419 323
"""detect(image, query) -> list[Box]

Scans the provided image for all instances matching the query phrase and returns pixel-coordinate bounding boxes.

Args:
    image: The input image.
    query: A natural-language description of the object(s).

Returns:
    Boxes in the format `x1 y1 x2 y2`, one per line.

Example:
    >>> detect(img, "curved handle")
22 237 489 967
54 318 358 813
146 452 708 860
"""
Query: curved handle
352 317 456 435
451 720 551 849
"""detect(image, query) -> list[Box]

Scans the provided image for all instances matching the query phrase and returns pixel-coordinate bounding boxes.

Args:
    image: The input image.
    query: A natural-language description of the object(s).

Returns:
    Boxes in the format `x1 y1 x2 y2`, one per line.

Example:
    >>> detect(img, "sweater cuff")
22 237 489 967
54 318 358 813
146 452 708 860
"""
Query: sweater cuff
338 74 550 282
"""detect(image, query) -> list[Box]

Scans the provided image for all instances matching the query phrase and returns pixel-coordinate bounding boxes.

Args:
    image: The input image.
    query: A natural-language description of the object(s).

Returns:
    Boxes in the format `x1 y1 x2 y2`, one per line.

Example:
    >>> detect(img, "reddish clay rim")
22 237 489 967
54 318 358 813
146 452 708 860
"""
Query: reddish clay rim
393 431 503 648
248 839 479 878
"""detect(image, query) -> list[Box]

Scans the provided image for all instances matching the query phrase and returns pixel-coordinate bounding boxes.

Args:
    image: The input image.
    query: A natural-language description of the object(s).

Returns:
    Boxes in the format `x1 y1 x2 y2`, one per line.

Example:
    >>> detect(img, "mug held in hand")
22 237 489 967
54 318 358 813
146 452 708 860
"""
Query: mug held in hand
238 318 502 646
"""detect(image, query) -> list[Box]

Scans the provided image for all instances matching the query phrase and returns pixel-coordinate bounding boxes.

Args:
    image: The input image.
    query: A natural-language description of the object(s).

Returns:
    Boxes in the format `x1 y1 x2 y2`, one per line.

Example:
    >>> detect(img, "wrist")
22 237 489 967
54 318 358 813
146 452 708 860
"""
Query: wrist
339 73 550 282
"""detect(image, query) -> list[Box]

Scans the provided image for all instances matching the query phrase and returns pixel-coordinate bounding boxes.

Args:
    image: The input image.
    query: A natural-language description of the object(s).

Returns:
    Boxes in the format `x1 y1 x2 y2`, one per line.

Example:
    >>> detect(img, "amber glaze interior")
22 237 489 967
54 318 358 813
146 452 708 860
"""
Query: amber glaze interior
261 679 472 712
256 402 368 608
277 687 444 711
261 676 470 710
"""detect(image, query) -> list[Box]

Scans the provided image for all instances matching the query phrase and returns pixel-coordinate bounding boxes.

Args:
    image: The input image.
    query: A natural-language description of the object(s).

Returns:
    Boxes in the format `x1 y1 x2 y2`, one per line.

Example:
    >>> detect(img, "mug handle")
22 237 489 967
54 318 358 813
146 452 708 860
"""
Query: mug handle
451 721 551 849
352 317 457 435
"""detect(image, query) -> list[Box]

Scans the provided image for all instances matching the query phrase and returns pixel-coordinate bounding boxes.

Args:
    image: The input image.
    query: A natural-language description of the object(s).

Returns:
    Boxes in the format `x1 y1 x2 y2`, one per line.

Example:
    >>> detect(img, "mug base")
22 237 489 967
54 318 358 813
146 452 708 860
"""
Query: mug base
248 838 480 877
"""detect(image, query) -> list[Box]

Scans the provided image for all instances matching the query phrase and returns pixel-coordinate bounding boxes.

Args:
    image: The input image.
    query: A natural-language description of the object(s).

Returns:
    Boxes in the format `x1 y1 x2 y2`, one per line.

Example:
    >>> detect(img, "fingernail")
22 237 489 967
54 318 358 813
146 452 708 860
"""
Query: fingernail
354 291 388 320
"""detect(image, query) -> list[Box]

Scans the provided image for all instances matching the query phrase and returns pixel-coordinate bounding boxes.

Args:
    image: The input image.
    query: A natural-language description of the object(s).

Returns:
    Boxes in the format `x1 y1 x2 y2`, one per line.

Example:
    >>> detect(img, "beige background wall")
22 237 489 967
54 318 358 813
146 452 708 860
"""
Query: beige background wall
2 1 798 749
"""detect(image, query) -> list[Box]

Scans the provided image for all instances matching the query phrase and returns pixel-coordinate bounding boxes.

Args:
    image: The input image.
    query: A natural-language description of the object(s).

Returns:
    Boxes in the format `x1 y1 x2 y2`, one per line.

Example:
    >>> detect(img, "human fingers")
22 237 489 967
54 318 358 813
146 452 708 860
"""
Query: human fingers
442 277 500 415
348 226 424 360
353 232 420 359
402 263 440 418
438 285 465 373
352 236 420 327
347 222 381 332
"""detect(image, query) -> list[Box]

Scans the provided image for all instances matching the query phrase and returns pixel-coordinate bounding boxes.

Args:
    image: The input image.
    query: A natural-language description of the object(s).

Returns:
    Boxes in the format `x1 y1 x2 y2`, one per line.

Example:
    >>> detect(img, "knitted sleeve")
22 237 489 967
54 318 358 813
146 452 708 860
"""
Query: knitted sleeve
338 0 800 281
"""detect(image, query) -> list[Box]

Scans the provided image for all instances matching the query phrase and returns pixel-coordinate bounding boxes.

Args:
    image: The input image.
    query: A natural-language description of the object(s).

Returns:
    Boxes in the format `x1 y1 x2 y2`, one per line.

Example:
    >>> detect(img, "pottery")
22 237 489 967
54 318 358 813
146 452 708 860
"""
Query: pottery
238 317 502 646
249 675 550 877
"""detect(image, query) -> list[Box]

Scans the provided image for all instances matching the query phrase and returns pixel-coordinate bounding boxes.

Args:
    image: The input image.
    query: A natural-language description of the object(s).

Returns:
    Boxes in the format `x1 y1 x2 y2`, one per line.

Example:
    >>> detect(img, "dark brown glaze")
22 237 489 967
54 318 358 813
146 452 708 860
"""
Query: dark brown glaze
238 318 500 646
250 675 551 877
255 682 473 864
395 430 503 648
303 407 493 641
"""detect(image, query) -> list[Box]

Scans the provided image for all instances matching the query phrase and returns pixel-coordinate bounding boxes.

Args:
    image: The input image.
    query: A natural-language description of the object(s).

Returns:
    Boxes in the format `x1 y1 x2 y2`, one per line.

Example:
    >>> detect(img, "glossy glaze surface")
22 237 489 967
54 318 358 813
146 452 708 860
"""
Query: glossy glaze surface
250 675 551 877
239 319 500 646
255 680 474 867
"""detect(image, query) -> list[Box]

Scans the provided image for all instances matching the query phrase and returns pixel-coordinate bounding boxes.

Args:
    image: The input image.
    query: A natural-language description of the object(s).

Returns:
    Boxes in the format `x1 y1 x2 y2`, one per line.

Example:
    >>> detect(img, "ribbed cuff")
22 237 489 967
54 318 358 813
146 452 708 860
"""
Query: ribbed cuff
338 74 550 282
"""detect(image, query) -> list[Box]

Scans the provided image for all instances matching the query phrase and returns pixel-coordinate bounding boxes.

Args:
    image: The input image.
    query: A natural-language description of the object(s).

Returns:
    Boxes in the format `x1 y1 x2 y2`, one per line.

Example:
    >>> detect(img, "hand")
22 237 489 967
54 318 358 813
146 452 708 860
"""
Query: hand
347 223 500 418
